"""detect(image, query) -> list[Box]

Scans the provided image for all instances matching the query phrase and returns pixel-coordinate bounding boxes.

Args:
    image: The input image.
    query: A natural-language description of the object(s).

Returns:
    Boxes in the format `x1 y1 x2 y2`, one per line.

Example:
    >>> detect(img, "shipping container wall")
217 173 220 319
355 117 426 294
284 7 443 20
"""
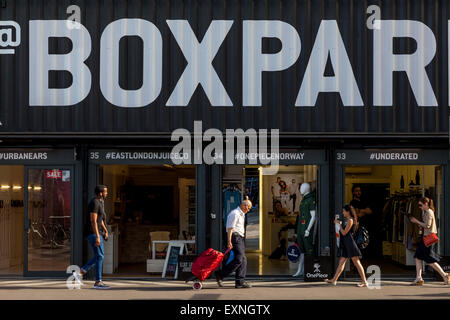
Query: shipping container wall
0 0 448 135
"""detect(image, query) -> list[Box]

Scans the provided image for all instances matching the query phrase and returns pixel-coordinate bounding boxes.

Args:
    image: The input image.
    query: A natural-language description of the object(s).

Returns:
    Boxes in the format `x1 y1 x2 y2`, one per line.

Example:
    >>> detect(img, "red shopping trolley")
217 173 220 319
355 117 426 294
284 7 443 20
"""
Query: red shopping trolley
186 248 231 290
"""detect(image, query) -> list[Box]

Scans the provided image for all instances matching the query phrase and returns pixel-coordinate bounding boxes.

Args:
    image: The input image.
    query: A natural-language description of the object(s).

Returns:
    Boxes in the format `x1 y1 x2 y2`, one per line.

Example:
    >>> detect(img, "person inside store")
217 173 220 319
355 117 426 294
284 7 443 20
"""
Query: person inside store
409 197 450 286
215 199 253 289
274 200 289 218
289 178 298 213
271 177 282 211
280 180 290 212
325 205 368 287
350 185 372 219
78 185 110 290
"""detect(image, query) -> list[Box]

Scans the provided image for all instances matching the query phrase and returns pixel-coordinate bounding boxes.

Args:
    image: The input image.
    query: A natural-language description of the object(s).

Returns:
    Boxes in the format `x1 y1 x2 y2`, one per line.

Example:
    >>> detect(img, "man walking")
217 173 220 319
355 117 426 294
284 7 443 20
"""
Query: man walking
215 200 253 288
79 185 110 289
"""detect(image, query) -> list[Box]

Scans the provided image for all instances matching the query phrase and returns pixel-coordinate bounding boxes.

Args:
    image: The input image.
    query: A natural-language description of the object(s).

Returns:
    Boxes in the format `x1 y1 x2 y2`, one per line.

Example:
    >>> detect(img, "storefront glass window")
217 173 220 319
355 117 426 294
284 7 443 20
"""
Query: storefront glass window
223 165 319 276
99 164 196 275
0 166 24 275
27 168 71 272
344 165 443 275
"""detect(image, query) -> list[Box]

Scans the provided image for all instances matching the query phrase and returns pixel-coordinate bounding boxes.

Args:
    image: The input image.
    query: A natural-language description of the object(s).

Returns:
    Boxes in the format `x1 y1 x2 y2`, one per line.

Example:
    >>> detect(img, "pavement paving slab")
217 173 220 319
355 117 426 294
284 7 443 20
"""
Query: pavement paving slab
0 279 449 300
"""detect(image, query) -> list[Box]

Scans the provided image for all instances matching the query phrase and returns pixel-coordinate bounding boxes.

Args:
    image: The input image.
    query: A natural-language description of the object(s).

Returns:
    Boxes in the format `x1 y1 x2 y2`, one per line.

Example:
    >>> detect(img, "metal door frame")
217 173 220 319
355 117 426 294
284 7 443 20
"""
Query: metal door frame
334 149 448 278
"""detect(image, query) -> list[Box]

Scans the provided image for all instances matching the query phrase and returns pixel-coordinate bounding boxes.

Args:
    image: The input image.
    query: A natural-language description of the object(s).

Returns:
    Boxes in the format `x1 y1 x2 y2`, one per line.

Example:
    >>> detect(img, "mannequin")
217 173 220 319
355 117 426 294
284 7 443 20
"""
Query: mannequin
293 182 317 277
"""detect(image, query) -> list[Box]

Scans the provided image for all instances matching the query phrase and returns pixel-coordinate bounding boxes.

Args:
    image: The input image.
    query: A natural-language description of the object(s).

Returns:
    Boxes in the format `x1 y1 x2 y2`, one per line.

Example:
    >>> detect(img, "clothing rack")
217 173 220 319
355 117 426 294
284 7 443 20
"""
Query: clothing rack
382 190 431 266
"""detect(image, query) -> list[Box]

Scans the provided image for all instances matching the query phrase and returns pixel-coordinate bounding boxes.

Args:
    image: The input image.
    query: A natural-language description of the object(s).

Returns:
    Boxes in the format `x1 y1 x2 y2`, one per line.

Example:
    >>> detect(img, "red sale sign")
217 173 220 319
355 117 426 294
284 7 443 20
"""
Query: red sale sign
46 169 62 179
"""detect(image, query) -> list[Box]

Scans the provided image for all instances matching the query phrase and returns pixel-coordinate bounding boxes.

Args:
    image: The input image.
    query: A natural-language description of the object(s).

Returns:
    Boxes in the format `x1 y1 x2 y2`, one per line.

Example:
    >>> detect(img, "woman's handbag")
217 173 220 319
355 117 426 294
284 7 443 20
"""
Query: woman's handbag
423 233 439 247
355 226 369 249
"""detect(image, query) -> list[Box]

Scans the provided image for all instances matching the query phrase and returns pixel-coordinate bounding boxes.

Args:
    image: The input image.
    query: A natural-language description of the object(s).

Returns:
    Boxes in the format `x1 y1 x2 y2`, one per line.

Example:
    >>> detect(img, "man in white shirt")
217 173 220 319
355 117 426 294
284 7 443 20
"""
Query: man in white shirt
215 200 252 288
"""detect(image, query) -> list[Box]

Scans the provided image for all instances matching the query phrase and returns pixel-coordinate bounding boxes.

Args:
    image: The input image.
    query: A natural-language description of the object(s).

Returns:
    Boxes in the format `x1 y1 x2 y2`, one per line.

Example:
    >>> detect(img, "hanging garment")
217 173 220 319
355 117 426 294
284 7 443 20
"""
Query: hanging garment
223 188 242 227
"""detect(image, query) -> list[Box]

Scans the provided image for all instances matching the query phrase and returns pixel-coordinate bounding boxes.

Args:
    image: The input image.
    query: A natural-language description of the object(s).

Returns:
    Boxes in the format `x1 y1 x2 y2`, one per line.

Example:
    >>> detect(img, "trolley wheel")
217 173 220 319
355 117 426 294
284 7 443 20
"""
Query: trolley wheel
192 281 203 290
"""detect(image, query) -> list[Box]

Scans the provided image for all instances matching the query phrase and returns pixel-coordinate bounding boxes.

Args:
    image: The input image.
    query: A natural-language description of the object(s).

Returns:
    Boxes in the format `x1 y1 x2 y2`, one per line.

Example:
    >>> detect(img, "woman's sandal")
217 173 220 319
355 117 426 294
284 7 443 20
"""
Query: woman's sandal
443 274 450 285
410 279 424 286
356 282 368 288
324 279 337 286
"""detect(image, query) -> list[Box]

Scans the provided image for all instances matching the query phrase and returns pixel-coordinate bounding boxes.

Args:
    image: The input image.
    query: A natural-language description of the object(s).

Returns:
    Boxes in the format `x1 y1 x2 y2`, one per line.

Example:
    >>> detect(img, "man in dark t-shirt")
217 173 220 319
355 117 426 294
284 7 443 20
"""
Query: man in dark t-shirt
79 185 110 289
350 185 372 219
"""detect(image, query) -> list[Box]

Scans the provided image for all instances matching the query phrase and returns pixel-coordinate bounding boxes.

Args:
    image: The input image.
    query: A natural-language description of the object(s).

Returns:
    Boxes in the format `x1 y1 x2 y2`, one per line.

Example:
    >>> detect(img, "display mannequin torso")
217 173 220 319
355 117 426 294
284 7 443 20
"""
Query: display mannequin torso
297 191 315 236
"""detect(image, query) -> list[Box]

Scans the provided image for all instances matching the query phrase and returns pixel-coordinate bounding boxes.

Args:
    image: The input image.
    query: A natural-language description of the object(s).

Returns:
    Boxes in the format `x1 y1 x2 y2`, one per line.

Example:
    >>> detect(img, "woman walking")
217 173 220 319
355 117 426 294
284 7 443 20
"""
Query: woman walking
325 205 368 287
410 197 450 286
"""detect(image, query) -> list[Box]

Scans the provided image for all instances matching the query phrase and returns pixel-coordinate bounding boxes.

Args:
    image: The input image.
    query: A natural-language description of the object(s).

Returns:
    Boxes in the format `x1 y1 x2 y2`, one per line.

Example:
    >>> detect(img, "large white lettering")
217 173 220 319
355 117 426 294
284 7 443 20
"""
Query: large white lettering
296 20 363 107
27 18 443 109
100 19 162 108
373 20 437 106
29 20 91 106
166 20 233 106
242 20 301 106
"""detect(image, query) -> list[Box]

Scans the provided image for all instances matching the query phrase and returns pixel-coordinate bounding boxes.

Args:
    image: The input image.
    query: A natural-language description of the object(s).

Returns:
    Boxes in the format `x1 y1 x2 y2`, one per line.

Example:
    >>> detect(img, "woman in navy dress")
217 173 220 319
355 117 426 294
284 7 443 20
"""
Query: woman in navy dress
325 205 368 287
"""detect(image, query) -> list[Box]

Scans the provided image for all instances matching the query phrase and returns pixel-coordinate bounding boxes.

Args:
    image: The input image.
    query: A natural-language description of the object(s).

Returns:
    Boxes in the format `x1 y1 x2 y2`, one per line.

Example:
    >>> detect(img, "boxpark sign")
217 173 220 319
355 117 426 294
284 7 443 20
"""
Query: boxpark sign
0 5 448 109
0 1 448 135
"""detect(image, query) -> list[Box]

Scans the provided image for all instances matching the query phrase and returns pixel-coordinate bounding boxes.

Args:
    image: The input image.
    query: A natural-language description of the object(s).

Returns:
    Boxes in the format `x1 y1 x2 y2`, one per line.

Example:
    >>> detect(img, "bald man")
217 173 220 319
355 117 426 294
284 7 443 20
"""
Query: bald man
215 200 252 288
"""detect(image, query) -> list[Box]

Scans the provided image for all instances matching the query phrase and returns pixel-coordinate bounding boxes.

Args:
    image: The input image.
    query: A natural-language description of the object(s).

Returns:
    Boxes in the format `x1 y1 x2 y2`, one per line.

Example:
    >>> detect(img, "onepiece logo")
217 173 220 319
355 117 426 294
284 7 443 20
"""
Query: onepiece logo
313 263 321 273
0 21 20 54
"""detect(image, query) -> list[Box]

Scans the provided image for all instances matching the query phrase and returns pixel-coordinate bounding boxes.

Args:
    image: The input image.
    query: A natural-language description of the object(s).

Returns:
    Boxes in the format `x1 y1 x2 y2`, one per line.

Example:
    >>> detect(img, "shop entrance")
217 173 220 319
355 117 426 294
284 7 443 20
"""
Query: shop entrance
1 165 74 277
343 165 444 277
222 164 321 276
97 165 196 277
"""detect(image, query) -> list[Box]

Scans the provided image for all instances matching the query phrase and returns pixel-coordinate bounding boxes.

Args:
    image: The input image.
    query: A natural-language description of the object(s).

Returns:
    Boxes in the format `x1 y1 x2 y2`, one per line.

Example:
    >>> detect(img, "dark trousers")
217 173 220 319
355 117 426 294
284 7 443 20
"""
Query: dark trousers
219 234 247 285
290 193 297 211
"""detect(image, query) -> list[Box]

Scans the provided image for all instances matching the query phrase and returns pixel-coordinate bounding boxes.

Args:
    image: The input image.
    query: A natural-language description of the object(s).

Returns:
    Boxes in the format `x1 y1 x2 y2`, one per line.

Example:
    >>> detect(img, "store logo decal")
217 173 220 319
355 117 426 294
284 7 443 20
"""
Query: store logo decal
306 261 329 279
313 263 321 273
0 21 20 54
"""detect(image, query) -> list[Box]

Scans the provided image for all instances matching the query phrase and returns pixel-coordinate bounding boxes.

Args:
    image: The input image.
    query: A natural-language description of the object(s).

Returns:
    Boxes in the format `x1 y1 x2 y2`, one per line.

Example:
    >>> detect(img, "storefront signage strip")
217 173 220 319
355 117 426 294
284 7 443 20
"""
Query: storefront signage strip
335 150 447 164
0 149 75 163
89 150 326 164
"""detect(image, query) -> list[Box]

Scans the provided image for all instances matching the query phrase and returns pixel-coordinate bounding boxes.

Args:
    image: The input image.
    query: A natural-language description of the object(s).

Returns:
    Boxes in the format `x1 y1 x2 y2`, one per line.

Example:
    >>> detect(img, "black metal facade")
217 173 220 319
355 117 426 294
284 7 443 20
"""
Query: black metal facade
0 0 448 136
0 0 449 277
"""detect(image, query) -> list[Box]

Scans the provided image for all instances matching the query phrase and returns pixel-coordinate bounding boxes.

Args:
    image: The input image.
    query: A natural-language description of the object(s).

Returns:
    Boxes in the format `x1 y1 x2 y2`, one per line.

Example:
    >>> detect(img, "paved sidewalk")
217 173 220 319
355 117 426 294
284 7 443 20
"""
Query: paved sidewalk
0 278 449 300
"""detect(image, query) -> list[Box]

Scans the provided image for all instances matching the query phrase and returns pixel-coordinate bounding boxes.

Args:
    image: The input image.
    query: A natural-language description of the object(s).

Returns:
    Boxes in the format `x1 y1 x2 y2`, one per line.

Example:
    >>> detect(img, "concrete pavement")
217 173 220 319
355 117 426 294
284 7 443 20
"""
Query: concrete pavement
0 278 449 300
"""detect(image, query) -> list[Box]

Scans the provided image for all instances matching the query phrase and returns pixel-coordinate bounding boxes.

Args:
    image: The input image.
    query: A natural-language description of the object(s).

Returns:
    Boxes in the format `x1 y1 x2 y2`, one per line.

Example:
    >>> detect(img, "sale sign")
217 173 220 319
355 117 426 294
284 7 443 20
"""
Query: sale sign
46 169 62 179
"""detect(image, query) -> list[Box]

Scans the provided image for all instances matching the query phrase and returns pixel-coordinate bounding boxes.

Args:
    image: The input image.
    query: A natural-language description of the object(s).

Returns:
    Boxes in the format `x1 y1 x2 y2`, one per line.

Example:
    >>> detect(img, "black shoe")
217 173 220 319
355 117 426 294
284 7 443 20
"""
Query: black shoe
93 281 110 290
235 281 252 289
215 272 224 287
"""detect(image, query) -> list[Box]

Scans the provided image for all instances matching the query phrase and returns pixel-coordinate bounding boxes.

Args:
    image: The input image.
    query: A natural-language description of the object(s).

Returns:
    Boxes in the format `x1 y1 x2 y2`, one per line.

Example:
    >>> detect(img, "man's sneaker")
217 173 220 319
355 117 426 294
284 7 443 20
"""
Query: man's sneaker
235 281 252 289
93 281 110 290
215 272 224 287
77 269 87 279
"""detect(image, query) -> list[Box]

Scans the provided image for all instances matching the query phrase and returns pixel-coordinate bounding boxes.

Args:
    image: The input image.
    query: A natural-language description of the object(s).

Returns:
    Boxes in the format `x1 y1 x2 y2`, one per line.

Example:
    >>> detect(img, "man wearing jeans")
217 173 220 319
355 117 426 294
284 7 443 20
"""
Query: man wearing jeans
215 200 252 288
79 185 110 289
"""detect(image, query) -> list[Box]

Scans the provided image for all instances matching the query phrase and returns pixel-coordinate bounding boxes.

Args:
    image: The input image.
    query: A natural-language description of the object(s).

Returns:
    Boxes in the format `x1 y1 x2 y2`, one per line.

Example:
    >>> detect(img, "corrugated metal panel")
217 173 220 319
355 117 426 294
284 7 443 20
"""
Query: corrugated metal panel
0 0 448 135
